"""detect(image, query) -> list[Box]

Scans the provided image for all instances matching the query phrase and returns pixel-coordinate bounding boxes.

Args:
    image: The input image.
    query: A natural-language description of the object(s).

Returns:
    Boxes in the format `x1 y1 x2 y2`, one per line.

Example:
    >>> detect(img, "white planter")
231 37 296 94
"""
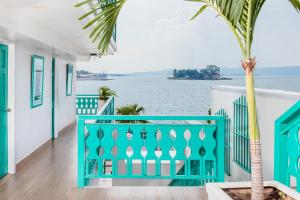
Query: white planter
98 100 105 111
206 181 300 200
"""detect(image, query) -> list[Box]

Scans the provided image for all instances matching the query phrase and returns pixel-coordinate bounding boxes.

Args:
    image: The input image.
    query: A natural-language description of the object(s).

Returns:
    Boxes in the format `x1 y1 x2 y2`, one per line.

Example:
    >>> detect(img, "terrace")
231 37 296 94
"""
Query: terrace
0 91 299 200
75 92 300 195
0 0 300 200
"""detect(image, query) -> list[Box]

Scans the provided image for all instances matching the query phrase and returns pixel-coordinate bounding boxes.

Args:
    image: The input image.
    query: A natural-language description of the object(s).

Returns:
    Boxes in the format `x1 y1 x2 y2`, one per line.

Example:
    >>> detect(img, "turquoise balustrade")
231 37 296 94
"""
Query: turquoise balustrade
76 95 115 116
77 115 225 188
215 109 231 176
170 109 230 186
275 101 300 192
98 96 114 116
76 95 99 115
233 95 251 173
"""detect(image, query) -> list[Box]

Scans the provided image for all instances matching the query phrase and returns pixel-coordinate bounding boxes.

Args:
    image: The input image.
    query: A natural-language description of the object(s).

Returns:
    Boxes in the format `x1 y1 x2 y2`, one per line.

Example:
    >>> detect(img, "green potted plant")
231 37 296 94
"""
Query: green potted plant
98 86 117 109
116 104 148 123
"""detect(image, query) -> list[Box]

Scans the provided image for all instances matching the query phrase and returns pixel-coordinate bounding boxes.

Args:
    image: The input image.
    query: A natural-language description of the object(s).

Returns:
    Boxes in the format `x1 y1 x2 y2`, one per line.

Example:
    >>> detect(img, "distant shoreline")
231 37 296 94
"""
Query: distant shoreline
167 77 232 80
77 78 114 81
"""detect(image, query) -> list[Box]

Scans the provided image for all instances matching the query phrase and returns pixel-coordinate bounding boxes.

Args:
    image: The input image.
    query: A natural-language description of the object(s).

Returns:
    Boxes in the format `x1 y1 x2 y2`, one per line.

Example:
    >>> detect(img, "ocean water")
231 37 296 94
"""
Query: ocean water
77 75 300 115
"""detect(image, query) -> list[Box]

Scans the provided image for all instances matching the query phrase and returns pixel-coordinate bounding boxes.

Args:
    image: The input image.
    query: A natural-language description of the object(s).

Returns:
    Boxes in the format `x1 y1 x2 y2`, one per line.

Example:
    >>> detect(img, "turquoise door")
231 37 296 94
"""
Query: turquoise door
0 44 8 178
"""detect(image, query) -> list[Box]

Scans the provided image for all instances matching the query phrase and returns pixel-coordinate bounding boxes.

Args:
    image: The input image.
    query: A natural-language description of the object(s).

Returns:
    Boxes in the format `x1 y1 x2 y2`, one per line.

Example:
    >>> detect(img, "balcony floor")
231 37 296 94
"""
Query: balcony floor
0 122 208 200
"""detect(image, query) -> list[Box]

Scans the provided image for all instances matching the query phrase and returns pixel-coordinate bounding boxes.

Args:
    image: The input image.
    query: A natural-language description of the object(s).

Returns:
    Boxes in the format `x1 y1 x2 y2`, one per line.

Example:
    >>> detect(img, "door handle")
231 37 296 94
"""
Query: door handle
6 108 12 112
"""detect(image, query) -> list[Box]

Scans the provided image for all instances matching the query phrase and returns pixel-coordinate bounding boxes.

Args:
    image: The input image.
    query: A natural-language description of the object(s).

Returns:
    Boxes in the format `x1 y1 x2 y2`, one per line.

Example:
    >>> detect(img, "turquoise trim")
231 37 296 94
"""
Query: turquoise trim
76 95 99 115
66 64 73 96
77 114 225 188
215 108 231 176
113 24 117 42
233 95 251 173
274 101 300 192
51 57 55 139
98 96 114 116
31 55 45 108
76 95 115 116
0 44 8 178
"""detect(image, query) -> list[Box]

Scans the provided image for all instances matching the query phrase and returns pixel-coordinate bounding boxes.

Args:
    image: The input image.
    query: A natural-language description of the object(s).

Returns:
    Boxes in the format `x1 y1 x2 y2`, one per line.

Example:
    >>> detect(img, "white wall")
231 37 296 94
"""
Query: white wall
211 85 300 181
56 57 76 134
14 39 76 163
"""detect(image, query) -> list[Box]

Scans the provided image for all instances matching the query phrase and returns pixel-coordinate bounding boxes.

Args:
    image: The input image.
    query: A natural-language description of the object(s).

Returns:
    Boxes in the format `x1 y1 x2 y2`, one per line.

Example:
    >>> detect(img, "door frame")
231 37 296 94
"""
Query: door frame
52 57 55 139
0 44 8 178
0 40 16 175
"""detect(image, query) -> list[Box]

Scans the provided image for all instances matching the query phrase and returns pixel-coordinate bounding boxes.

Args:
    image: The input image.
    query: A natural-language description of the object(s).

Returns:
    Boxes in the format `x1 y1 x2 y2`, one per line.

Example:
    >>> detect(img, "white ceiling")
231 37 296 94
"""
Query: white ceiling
0 0 104 59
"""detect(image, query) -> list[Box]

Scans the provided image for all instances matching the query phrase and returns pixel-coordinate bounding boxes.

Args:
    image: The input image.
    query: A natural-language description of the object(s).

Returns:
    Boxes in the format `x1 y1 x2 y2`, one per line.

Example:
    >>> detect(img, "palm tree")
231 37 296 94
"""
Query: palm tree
187 1 299 199
98 86 117 102
76 0 300 199
116 104 148 123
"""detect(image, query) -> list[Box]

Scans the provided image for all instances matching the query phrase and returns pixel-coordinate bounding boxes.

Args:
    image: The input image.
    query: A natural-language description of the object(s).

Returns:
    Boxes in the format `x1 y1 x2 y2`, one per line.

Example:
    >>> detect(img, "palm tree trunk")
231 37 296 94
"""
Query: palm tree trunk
243 59 264 200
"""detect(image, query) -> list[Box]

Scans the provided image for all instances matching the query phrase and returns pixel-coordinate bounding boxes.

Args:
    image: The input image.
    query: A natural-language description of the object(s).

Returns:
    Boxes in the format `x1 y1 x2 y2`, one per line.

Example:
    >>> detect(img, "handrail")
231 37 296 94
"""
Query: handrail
76 94 99 115
98 96 114 115
78 115 224 121
274 101 300 192
77 114 225 188
76 94 115 116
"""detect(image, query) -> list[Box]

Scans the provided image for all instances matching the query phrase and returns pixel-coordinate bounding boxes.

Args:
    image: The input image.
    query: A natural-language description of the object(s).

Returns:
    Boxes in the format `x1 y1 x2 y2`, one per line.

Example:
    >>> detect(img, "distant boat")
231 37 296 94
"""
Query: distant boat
77 72 113 81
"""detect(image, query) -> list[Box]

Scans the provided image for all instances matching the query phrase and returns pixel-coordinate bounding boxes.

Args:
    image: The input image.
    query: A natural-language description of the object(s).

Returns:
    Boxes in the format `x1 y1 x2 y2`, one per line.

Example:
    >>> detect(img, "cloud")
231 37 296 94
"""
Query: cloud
78 0 300 73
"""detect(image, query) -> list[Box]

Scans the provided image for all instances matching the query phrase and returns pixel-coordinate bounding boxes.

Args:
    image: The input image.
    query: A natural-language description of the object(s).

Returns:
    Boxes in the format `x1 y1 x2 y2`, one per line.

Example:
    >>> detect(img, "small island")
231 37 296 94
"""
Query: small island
168 65 232 80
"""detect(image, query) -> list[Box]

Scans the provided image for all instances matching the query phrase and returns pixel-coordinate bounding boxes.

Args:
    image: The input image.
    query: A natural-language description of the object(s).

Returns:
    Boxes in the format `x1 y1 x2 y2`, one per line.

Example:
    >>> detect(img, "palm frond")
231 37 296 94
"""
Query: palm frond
187 0 267 58
98 86 117 101
116 104 145 115
76 0 127 54
289 0 300 12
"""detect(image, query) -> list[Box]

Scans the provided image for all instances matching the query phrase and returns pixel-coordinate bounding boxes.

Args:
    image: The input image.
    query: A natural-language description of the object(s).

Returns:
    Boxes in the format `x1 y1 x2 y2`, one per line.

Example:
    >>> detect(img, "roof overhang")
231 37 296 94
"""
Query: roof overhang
0 0 116 61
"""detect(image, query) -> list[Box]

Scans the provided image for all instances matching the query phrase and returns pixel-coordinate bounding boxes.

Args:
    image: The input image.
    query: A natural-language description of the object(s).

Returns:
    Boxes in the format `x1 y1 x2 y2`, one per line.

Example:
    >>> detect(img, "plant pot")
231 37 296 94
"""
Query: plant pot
206 181 300 200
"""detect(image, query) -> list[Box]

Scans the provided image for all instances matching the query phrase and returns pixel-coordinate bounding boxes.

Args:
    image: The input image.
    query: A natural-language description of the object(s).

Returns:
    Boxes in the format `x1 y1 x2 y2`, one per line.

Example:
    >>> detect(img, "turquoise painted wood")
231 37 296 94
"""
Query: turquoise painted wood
98 96 114 116
76 95 114 116
77 115 225 188
51 57 55 139
76 95 99 115
215 109 231 176
170 108 230 186
0 44 8 179
77 96 114 186
233 95 251 173
274 101 300 192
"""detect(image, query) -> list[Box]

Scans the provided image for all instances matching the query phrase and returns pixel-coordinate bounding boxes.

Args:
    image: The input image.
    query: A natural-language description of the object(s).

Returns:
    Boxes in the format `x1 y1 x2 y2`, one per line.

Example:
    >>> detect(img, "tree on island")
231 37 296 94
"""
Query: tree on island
173 65 221 80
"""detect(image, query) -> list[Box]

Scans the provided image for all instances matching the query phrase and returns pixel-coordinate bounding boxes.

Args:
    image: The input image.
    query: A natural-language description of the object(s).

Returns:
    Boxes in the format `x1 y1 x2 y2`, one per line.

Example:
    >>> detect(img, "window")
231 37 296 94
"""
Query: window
31 55 45 108
66 64 73 96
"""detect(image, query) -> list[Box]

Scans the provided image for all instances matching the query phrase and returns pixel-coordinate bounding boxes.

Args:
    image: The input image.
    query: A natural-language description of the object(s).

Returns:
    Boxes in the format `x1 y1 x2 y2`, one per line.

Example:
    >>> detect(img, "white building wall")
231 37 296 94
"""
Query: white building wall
14 40 76 163
211 85 300 181
56 57 76 133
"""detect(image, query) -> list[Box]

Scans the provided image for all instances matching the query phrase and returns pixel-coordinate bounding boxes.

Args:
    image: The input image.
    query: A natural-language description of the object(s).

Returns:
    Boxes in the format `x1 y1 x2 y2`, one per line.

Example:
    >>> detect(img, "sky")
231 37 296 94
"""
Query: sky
77 0 300 73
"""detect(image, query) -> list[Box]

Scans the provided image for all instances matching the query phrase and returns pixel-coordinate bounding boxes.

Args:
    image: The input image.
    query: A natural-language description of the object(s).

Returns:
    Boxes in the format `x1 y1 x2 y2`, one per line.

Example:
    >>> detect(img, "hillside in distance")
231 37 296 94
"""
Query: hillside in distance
126 66 300 77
